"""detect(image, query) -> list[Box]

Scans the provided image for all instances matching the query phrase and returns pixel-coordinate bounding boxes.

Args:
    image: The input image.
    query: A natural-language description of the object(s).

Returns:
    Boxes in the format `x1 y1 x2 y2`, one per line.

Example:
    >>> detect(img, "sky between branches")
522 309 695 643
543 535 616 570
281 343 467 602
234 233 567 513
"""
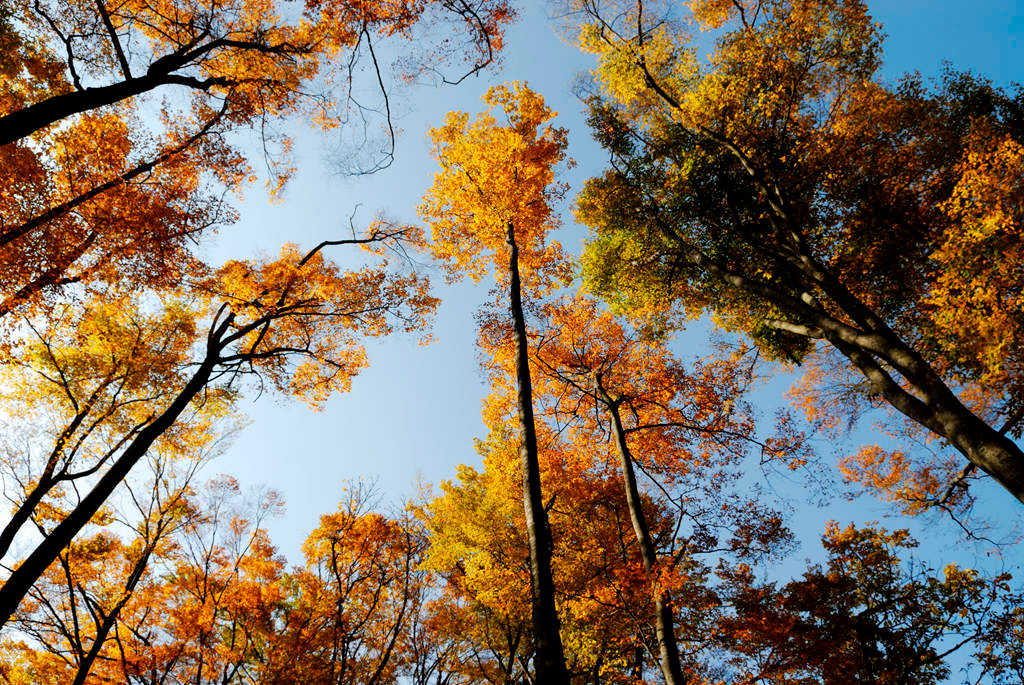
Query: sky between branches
205 0 1024 568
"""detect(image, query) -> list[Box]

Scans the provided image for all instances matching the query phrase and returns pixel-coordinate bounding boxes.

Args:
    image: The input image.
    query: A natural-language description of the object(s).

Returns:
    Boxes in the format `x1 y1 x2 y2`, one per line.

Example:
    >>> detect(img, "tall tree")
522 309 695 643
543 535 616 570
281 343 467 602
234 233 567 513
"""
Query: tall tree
416 408 658 684
1 472 284 685
1 0 511 145
0 230 437 628
529 295 801 684
418 83 573 684
6 456 210 684
569 0 1024 507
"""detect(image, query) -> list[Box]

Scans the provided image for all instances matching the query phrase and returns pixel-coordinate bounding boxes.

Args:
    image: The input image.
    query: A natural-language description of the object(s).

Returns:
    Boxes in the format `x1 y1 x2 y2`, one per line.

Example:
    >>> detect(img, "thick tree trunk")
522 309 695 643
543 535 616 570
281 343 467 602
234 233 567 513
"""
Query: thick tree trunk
506 223 570 685
629 44 1024 507
0 74 173 147
682 244 1024 505
599 380 686 685
830 335 1024 505
0 358 216 629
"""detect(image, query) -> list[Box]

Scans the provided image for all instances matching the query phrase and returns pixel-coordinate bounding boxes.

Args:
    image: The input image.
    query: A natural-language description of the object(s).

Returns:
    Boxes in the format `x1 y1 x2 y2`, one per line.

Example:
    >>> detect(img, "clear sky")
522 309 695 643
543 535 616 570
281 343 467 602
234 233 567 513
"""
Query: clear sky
203 0 1024 588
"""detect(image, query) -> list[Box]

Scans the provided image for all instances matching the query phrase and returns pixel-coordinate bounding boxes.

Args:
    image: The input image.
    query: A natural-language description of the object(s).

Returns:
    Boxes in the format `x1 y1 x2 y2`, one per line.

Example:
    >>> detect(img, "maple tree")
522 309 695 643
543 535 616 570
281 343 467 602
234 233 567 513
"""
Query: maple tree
569 0 1024 508
418 81 573 684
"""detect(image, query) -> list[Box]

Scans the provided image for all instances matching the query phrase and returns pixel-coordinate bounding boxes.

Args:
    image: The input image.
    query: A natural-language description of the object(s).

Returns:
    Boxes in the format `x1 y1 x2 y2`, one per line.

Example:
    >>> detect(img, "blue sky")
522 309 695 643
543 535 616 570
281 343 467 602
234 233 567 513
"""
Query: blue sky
203 0 1024 591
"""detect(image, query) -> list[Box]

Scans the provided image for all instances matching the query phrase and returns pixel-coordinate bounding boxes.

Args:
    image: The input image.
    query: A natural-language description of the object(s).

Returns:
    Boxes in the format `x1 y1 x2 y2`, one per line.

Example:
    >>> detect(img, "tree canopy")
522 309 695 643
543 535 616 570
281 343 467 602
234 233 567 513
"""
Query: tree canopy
1 0 1023 682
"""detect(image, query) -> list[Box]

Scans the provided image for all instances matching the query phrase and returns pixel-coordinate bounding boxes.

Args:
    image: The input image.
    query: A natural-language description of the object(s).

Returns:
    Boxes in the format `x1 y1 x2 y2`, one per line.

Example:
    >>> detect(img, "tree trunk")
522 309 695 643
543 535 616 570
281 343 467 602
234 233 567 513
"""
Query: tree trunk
0 477 57 562
631 46 1024 507
0 358 215 629
70 545 153 685
505 222 570 685
599 379 687 685
0 107 224 249
0 73 174 147
829 334 1024 505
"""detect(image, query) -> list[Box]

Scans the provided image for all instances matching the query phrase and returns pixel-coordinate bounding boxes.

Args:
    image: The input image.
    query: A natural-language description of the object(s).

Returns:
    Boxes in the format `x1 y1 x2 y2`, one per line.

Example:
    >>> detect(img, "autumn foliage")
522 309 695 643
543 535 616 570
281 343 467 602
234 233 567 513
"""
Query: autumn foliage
572 0 1024 509
2 0 1023 682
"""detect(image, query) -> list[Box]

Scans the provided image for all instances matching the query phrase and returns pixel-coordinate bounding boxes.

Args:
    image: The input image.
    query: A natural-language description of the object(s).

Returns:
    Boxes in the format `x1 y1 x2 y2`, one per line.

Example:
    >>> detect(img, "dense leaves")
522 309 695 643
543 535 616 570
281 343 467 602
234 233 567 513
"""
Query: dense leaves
571 0 1024 508
2 0 1023 682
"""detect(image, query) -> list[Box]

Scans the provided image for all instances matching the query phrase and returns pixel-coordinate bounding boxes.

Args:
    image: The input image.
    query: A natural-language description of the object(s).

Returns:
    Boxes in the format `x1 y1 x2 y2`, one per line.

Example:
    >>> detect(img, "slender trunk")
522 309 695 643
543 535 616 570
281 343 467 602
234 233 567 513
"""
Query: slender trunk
0 358 215 629
0 388 106 560
70 546 153 685
505 223 570 685
598 379 686 685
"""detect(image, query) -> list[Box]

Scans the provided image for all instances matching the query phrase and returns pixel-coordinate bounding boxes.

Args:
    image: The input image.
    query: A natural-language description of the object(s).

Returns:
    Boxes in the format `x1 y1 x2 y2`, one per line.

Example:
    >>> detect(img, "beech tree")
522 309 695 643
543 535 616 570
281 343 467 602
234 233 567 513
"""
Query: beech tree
417 82 573 684
569 0 1024 508
6 455 208 684
4 0 1023 681
0 473 284 684
2 479 432 684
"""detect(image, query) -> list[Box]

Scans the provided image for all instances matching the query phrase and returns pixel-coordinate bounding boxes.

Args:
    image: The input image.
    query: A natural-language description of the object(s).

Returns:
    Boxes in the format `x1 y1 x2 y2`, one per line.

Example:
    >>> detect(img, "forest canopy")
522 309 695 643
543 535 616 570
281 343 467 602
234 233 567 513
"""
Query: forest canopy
1 0 1022 683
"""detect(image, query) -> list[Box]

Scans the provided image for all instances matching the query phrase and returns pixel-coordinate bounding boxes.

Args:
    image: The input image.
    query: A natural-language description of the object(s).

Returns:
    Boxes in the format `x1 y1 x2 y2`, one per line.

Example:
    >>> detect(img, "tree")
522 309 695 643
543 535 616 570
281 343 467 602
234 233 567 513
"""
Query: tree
0 467 282 685
0 0 514 325
1 0 511 146
528 295 800 684
569 0 1024 507
418 82 573 684
260 486 424 685
3 481 435 685
719 523 1023 684
0 229 437 629
416 414 658 684
103 476 285 684
0 0 512 632
416 296 802 683
5 456 206 685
